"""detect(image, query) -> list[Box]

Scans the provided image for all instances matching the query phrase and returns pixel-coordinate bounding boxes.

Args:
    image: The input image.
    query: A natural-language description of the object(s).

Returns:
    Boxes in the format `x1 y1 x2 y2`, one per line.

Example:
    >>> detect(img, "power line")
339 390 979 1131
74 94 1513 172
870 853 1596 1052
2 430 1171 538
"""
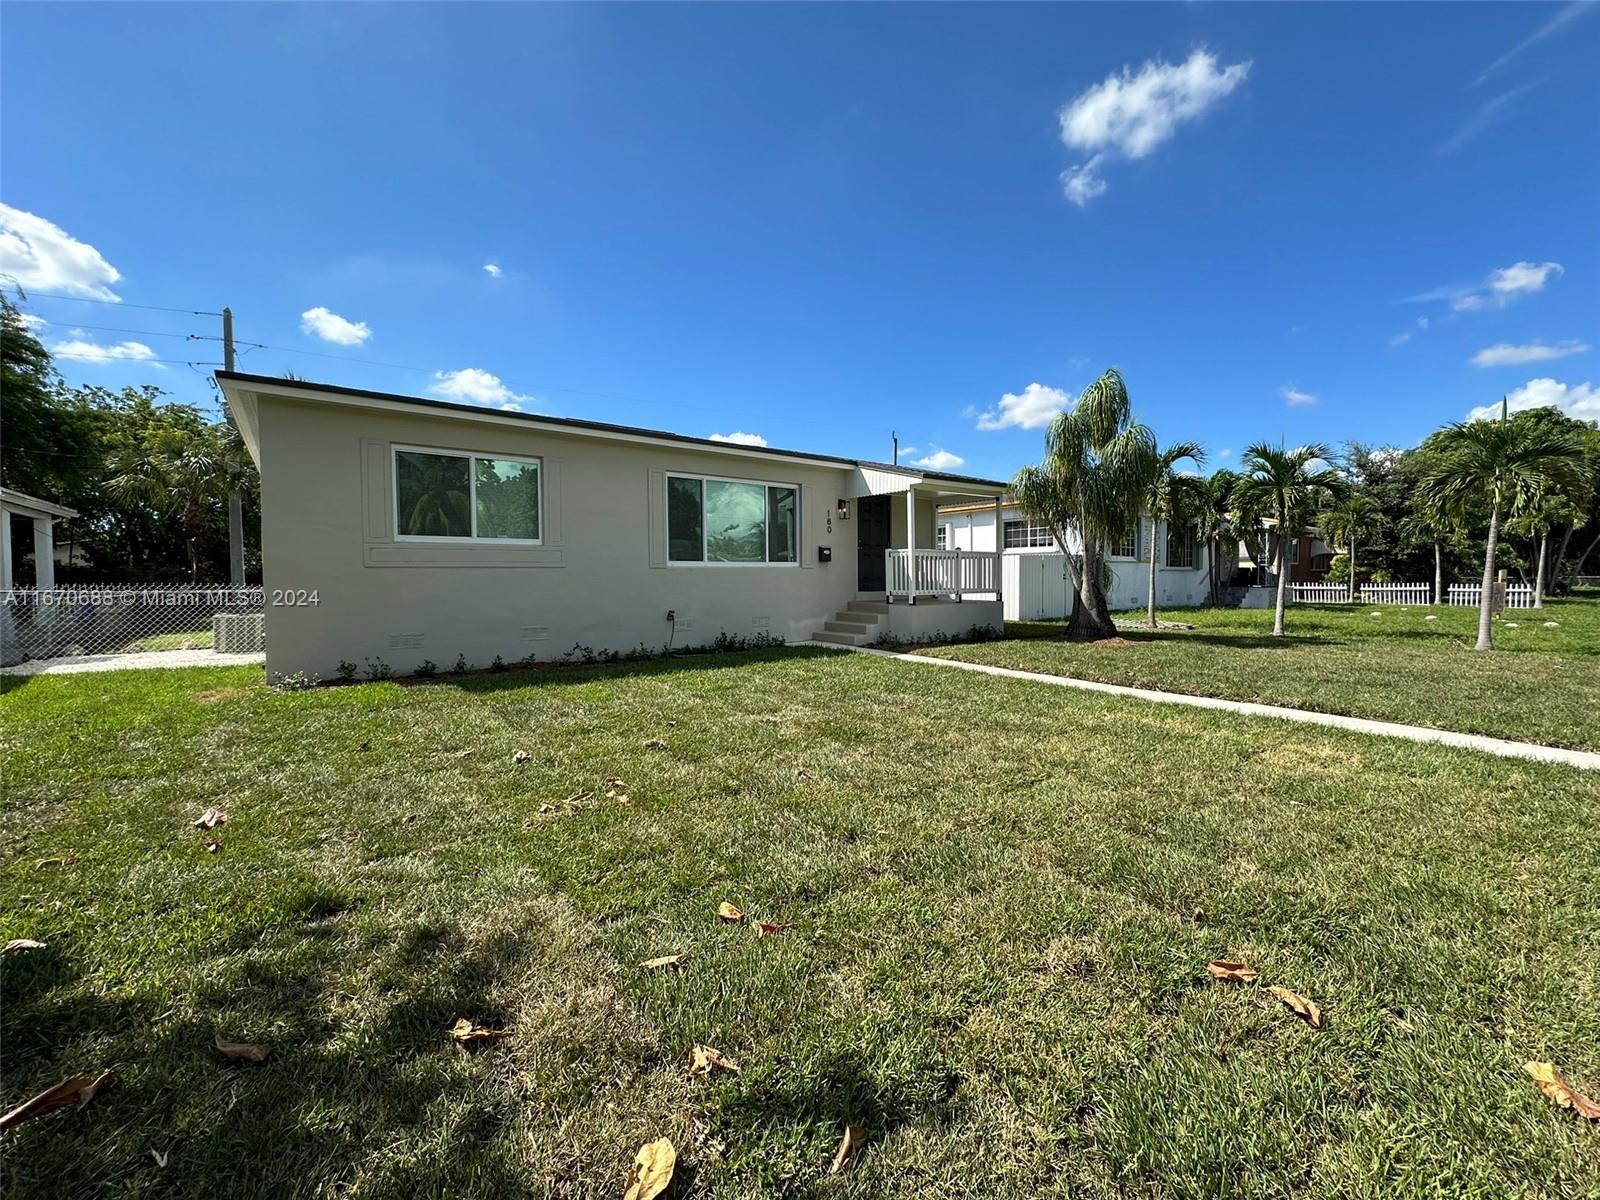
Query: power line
29 321 210 342
3 284 222 317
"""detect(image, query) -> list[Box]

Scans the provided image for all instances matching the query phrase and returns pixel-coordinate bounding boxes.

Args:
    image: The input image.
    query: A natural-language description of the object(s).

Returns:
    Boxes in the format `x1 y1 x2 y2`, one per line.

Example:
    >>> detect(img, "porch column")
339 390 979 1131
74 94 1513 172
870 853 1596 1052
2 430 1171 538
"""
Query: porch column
905 487 917 603
33 517 55 591
0 512 12 590
992 497 1003 609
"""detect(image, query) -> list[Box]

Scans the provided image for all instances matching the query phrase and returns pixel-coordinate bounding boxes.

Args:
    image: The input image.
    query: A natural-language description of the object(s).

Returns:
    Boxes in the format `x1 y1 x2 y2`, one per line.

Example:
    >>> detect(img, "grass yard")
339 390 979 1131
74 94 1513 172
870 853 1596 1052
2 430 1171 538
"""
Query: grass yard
3 650 1599 1198
916 594 1600 751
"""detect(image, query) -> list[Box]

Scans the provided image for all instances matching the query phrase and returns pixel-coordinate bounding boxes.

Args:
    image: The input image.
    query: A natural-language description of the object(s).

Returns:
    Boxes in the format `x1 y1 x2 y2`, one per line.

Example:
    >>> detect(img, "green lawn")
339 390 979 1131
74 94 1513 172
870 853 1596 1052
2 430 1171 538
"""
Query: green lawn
915 594 1600 751
4 652 1599 1198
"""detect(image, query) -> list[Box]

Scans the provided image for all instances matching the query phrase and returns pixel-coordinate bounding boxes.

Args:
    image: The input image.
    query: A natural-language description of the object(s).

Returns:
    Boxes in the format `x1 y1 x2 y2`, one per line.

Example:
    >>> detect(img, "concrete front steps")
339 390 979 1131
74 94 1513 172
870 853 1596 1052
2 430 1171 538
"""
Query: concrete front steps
810 600 888 647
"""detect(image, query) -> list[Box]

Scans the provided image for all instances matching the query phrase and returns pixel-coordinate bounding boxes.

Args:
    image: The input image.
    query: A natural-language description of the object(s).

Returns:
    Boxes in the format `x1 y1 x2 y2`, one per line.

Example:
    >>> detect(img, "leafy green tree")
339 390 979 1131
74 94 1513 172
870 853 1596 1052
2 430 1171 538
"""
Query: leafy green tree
1320 493 1379 601
1418 401 1590 650
1139 439 1205 626
1011 368 1158 639
1237 443 1342 636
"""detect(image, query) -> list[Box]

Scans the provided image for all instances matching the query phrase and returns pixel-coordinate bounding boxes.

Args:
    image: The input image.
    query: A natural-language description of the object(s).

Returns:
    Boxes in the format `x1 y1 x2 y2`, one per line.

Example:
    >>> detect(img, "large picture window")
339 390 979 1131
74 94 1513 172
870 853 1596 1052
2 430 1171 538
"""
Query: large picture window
395 447 540 542
668 473 797 565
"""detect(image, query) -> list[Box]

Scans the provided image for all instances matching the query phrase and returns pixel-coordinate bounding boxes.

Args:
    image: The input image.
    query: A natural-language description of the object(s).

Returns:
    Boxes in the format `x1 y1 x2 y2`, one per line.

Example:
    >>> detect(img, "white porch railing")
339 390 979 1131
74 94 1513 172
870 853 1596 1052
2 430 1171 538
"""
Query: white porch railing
886 549 997 602
1447 583 1533 609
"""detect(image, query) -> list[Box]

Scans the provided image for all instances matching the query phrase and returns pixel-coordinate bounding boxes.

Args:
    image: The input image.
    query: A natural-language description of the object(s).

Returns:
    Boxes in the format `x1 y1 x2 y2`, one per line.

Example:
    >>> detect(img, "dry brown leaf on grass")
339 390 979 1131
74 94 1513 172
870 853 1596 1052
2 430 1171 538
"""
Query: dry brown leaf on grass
0 1070 115 1132
644 738 667 751
753 922 796 938
1206 960 1259 984
1526 1062 1600 1120
639 954 688 971
192 809 227 830
449 1018 512 1045
1267 985 1323 1029
687 1044 741 1076
214 1035 270 1063
512 750 532 765
829 1124 868 1175
34 856 79 870
717 901 744 922
4 938 45 953
205 841 221 854
623 1137 676 1200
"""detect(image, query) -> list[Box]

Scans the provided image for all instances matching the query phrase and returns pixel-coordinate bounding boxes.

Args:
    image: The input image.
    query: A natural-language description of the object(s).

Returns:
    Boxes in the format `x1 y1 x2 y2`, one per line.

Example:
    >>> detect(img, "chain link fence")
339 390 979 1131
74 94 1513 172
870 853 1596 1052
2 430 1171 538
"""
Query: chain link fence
2 585 264 666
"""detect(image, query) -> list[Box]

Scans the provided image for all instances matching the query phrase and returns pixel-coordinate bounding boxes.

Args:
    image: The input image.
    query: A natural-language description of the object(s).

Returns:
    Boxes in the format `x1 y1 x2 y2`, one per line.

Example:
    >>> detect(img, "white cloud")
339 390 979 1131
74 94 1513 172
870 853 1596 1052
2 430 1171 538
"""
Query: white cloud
1471 339 1588 368
429 367 529 411
1435 83 1537 156
911 448 966 471
1468 377 1600 423
51 337 161 366
1427 261 1564 313
17 312 47 329
1389 331 1413 347
483 263 502 278
974 382 1071 431
1217 448 1232 458
1478 1 1595 83
0 204 122 300
708 431 768 447
300 306 371 345
1057 49 1251 205
1281 386 1318 407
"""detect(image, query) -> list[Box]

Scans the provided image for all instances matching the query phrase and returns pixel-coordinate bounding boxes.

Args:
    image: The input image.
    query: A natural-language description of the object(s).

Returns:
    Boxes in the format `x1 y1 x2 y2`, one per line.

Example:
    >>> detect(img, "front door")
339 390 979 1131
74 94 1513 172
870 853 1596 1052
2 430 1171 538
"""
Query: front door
856 494 890 592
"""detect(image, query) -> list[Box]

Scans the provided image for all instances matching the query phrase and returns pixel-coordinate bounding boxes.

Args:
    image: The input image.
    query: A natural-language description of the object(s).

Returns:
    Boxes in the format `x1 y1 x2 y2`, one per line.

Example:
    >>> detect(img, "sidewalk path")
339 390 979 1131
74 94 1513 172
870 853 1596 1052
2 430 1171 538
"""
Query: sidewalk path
803 642 1600 773
2 649 265 676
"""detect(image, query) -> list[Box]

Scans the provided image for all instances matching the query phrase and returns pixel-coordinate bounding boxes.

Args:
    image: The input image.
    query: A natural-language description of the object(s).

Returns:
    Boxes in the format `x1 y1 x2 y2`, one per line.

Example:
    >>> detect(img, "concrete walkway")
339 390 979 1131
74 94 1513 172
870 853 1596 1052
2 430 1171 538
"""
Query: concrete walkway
803 642 1600 773
1 649 265 676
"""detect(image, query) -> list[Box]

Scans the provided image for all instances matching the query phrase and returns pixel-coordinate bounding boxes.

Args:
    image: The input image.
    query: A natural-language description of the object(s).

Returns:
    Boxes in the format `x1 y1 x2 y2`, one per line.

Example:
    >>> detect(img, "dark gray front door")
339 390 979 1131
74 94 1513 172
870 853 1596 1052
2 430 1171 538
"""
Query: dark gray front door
856 495 890 591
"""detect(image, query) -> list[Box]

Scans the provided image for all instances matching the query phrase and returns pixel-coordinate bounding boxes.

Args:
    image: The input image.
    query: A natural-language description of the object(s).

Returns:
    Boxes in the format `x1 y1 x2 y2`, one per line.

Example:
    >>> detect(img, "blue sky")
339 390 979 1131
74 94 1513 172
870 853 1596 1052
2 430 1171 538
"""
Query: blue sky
3 2 1597 481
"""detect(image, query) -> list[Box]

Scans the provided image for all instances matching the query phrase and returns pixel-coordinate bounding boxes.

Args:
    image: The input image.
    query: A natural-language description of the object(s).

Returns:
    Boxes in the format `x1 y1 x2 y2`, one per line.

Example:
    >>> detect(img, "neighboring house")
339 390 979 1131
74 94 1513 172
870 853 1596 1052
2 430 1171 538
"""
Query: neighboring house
0 488 78 590
1234 522 1333 586
216 372 1009 676
936 499 1213 618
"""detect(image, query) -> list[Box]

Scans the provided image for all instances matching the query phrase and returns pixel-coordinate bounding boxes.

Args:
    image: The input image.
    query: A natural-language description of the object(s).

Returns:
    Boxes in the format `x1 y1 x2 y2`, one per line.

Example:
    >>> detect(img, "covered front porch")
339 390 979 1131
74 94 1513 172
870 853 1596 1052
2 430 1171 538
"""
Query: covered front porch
814 465 1007 646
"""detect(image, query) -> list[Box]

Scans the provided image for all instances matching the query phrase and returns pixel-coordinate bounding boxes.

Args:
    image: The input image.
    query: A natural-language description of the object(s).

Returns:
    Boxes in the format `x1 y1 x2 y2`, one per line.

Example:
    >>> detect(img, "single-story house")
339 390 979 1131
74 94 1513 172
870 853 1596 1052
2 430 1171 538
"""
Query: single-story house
1235 521 1333 586
216 372 1009 677
1 487 78 591
936 499 1215 619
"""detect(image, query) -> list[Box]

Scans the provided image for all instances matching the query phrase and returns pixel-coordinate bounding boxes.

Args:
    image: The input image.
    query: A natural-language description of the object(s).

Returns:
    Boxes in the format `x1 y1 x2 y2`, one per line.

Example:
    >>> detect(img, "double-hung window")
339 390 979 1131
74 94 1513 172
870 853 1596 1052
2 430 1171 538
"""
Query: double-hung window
1002 518 1053 549
394 446 540 542
1108 525 1138 559
1166 522 1197 568
668 473 798 564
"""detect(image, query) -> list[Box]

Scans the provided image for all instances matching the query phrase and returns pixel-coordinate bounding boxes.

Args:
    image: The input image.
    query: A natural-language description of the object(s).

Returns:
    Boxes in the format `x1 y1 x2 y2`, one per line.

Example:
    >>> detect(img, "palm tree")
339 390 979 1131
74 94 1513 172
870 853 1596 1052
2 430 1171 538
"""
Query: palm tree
106 424 234 583
1237 443 1342 636
1011 368 1157 639
1320 493 1379 602
1193 468 1239 606
1139 440 1206 626
1418 400 1589 650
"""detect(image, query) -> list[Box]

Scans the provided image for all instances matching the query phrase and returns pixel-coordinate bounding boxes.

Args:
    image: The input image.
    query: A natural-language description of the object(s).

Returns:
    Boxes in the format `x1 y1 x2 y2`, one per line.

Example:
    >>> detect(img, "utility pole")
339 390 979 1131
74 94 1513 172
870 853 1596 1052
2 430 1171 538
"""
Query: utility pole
223 307 245 587
892 431 898 465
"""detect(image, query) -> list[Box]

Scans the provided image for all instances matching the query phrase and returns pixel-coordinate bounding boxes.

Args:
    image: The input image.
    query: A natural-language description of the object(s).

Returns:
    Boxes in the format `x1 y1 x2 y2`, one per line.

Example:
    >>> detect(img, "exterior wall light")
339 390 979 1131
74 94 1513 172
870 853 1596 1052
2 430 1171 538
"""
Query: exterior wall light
837 499 851 521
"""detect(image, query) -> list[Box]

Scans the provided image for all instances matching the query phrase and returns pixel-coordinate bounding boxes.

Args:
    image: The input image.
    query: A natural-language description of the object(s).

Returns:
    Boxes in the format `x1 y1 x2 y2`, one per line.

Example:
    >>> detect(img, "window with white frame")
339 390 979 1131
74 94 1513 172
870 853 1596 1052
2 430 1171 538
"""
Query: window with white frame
935 524 949 550
1003 518 1053 549
667 473 797 564
1166 522 1197 568
394 446 540 542
1108 524 1138 559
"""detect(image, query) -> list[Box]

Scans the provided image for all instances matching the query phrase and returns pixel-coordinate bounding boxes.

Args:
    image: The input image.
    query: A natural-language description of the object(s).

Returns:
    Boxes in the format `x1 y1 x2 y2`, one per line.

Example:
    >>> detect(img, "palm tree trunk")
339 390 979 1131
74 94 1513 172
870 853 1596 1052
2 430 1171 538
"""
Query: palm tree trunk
1475 498 1501 651
1272 537 1289 636
1209 537 1221 605
1550 525 1573 592
1146 517 1158 628
1068 545 1116 639
1348 539 1357 603
1433 541 1443 605
1575 527 1600 576
1533 530 1548 608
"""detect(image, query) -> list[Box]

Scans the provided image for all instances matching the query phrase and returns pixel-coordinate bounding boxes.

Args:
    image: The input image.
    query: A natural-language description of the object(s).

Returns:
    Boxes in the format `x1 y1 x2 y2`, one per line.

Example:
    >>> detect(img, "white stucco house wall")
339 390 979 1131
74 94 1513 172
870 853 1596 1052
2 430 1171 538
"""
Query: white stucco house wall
217 372 1010 677
936 499 1214 619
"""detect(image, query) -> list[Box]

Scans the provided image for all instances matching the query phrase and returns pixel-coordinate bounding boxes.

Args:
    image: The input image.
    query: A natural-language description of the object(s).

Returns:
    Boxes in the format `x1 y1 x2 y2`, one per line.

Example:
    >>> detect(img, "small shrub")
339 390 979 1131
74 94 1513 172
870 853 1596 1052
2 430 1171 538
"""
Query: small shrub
336 660 358 683
414 659 437 678
272 670 320 692
489 654 506 673
452 653 468 673
364 657 393 682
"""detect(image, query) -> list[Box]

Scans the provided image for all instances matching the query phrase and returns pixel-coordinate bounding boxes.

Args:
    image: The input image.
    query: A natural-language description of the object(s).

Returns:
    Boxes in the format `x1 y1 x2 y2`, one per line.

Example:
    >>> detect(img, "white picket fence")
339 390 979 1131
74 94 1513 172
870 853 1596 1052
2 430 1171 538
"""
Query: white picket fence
1446 583 1534 609
1289 582 1436 605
